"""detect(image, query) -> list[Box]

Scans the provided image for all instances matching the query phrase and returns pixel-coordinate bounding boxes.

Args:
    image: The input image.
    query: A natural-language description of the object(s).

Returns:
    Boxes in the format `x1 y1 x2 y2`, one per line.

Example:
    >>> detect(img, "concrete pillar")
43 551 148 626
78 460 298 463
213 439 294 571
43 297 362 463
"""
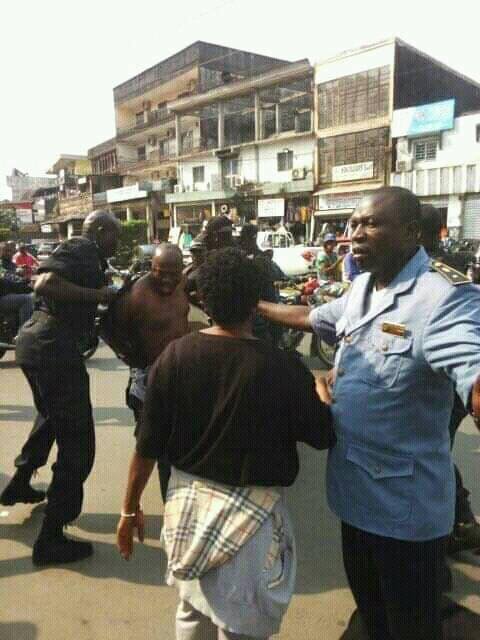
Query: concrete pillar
275 103 281 135
126 206 133 222
212 201 216 217
218 102 225 149
175 114 182 156
146 203 153 242
254 92 261 141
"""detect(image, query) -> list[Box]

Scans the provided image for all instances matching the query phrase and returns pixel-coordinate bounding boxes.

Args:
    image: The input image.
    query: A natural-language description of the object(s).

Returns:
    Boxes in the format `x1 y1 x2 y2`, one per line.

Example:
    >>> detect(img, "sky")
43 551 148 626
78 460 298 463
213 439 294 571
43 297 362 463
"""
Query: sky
1 0 480 200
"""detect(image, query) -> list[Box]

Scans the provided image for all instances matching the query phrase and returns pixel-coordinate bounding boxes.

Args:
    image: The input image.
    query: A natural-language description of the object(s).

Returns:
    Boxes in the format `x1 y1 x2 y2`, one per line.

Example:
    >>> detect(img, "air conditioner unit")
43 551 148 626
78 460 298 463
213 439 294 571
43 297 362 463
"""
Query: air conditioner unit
233 176 244 187
174 184 184 193
291 167 306 180
147 136 157 146
396 159 413 173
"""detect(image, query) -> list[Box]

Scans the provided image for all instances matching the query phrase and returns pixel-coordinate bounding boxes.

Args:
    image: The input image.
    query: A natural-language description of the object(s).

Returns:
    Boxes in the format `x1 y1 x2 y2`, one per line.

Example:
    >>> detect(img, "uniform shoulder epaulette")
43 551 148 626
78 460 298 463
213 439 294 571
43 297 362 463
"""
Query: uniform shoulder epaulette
429 260 470 285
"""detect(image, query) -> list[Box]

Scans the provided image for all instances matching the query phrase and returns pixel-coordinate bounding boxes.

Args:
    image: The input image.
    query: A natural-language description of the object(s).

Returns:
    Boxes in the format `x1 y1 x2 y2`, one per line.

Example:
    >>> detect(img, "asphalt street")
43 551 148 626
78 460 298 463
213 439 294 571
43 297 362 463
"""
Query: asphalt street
1 339 480 640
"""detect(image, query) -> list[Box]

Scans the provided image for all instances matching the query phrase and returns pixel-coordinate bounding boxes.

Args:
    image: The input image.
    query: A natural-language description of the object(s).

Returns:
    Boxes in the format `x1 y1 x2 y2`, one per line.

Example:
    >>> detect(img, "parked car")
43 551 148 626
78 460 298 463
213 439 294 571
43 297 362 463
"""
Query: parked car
256 230 319 277
37 241 60 262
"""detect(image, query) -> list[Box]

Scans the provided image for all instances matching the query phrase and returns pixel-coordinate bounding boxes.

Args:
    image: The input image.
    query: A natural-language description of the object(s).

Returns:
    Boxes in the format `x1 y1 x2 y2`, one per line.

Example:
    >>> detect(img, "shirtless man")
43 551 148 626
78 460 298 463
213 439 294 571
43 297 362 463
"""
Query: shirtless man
103 244 189 499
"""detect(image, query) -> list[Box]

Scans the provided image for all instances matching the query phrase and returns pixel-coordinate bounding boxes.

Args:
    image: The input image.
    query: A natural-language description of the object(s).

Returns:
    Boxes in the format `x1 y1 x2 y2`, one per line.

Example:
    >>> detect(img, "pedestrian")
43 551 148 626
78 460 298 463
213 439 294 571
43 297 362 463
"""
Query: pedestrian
315 233 341 281
420 204 480 556
258 186 480 640
116 248 333 640
0 211 120 566
342 250 361 283
0 242 34 329
13 243 39 281
101 244 190 502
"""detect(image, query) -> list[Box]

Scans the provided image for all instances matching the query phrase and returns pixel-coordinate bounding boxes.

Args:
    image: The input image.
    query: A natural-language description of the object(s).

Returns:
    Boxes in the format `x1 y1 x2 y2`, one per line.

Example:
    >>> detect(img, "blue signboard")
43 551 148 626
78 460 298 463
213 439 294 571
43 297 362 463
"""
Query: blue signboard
392 99 455 137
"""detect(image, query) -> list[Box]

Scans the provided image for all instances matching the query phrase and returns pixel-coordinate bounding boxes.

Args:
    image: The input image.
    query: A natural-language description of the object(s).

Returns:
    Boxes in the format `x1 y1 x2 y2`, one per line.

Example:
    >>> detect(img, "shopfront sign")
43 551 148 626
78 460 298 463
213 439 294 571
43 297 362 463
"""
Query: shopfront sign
332 162 374 183
316 193 363 211
16 208 33 225
40 224 53 233
258 198 285 218
106 184 148 204
391 99 455 138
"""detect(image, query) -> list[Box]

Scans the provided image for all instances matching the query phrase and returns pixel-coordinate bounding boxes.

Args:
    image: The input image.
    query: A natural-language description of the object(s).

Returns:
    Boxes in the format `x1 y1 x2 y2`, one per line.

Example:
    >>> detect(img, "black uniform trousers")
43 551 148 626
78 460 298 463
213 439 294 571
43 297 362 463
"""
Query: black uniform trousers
342 522 447 640
15 352 95 526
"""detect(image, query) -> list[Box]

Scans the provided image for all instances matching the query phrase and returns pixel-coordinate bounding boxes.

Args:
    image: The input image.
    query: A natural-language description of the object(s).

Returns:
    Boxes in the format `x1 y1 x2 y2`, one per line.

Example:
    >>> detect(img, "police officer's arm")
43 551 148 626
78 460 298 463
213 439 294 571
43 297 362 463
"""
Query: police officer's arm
34 272 115 305
423 285 480 431
257 301 312 331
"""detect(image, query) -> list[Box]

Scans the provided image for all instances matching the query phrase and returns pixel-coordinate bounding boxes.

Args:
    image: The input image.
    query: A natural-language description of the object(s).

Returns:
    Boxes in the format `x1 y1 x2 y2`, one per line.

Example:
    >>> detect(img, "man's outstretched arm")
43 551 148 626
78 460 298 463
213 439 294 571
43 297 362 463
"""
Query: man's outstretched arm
257 301 312 332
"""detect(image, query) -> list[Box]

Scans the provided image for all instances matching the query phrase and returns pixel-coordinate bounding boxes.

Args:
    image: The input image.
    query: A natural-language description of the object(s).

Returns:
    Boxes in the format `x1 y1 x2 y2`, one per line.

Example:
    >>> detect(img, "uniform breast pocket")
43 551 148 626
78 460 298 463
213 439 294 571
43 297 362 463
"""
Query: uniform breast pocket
362 331 413 389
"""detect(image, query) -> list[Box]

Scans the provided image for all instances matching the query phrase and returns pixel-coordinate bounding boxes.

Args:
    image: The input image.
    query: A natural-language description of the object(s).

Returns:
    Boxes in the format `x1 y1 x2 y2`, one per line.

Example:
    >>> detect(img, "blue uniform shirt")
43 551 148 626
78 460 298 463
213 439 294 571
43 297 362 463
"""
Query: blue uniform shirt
310 247 480 541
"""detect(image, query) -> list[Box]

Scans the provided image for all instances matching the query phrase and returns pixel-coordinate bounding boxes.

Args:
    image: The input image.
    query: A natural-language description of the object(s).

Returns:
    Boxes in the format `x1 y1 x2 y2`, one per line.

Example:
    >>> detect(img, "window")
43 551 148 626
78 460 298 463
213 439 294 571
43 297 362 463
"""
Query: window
414 139 437 161
319 128 388 184
476 124 480 143
318 66 390 129
193 166 205 184
277 150 293 172
222 158 240 187
135 111 144 126
137 146 146 161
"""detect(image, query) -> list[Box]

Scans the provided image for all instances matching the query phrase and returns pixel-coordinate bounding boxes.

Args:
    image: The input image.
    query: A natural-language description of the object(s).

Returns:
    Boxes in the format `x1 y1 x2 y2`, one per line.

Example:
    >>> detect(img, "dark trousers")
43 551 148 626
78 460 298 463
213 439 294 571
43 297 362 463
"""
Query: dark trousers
127 392 170 503
15 361 95 525
342 522 447 640
449 394 475 525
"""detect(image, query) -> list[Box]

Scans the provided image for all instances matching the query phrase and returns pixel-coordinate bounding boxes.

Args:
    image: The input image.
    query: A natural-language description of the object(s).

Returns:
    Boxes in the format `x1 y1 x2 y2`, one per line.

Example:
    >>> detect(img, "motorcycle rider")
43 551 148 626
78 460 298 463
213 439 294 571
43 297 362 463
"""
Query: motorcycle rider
13 243 39 281
0 211 120 566
0 242 34 330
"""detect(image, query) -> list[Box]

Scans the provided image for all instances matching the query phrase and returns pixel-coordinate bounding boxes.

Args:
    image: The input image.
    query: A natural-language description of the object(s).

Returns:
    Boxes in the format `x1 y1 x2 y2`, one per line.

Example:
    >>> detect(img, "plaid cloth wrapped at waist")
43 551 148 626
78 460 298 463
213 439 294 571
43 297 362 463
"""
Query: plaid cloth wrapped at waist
163 467 281 581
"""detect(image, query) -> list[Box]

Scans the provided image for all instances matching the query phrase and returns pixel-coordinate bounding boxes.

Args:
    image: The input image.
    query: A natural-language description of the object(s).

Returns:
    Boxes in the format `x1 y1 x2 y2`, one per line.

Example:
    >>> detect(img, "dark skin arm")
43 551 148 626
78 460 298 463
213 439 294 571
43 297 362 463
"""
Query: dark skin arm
257 300 312 332
34 272 115 305
116 451 156 560
471 377 480 432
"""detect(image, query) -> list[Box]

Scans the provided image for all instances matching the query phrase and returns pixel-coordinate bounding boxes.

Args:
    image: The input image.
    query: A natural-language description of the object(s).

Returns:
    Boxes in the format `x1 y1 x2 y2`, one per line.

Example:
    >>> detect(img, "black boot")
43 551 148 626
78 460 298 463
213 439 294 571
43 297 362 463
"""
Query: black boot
0 469 46 506
33 519 93 566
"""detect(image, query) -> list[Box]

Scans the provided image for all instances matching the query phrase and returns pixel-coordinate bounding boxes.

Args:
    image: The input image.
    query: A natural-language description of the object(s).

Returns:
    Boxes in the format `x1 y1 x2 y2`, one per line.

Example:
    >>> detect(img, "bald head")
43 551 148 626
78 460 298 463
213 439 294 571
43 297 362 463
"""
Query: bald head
150 243 183 295
82 210 121 257
350 187 421 283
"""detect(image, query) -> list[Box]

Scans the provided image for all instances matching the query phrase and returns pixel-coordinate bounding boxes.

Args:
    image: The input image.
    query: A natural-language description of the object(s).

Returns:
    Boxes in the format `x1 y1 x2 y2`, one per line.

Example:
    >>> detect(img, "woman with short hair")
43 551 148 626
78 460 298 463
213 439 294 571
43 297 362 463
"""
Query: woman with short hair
117 248 333 640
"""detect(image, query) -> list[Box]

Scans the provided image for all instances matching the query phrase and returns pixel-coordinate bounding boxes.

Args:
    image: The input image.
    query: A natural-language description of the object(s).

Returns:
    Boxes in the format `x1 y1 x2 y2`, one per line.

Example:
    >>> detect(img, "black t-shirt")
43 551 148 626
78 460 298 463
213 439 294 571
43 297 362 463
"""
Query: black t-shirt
138 332 333 487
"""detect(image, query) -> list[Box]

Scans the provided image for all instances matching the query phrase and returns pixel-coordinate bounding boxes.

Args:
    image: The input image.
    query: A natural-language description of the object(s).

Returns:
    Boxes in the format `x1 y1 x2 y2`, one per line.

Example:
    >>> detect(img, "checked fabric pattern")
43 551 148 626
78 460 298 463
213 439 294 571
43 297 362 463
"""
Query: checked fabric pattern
163 469 280 581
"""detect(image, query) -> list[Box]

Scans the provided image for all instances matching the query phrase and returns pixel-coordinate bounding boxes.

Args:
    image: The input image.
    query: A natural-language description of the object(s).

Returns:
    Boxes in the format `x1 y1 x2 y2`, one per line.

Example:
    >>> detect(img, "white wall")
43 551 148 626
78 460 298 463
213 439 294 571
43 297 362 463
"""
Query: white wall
392 112 480 196
256 138 314 183
416 113 480 168
178 157 222 190
315 40 395 85
178 137 315 191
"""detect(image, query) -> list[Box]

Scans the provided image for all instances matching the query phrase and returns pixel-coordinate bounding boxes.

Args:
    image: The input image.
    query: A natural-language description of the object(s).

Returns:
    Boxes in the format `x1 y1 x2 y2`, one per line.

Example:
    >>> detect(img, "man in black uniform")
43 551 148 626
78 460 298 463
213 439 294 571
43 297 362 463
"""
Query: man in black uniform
0 210 120 565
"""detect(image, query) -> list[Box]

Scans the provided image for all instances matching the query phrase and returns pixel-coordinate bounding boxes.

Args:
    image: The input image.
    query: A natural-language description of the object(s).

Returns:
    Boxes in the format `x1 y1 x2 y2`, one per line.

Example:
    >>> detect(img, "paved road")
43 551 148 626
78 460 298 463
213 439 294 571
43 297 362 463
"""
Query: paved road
1 341 480 640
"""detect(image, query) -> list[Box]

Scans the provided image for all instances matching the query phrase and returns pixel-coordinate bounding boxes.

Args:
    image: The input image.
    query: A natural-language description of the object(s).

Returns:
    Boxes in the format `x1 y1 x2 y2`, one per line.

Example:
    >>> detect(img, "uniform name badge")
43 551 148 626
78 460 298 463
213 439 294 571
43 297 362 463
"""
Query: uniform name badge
381 322 407 338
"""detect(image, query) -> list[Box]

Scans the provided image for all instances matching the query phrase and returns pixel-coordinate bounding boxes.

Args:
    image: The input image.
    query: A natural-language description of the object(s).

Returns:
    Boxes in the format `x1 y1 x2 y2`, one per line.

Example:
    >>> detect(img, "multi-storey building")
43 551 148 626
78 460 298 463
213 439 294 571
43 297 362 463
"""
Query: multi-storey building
313 38 480 241
391 106 480 239
6 169 57 202
165 59 314 234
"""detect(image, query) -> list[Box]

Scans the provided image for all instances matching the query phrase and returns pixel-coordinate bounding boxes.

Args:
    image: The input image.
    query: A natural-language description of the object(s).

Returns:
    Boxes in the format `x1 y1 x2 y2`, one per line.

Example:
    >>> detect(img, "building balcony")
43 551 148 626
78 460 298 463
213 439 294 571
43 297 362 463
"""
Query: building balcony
117 109 174 140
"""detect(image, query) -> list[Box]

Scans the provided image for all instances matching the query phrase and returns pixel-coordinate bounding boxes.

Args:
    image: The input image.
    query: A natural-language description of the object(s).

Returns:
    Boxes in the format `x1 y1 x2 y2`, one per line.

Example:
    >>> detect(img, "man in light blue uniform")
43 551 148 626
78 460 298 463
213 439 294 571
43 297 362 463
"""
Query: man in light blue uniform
258 187 480 640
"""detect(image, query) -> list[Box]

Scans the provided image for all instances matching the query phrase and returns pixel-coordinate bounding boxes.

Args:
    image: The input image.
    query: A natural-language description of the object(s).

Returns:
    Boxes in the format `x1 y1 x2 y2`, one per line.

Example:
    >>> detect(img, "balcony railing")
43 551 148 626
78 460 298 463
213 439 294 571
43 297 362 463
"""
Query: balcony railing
116 109 174 139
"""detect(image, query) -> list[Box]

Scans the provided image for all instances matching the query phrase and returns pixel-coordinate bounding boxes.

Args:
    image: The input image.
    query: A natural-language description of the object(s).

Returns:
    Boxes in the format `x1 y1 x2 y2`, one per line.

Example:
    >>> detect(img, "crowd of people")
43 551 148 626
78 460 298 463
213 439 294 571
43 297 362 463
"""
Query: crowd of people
1 186 480 640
